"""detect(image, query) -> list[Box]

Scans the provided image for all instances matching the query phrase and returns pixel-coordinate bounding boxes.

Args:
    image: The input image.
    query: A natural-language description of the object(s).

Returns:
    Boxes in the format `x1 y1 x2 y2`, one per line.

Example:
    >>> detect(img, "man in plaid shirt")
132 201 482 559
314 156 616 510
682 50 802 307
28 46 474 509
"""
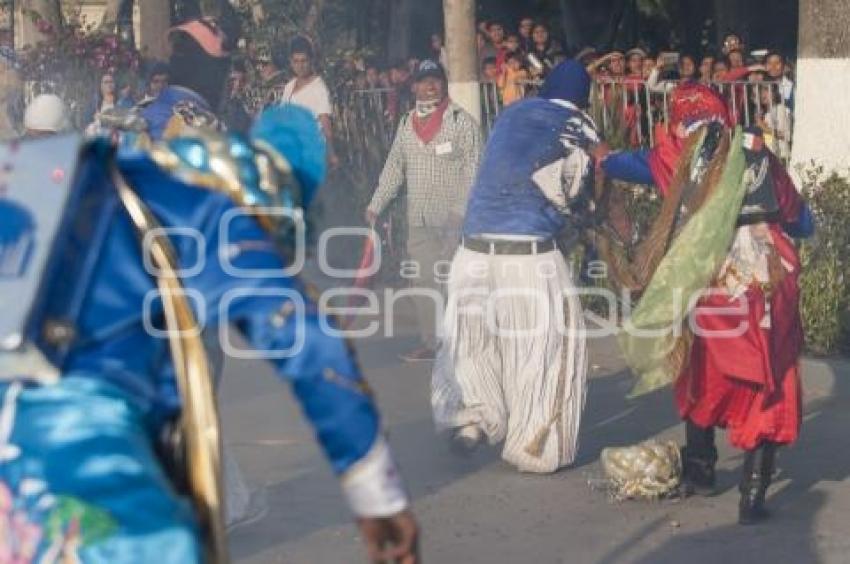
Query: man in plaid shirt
366 59 482 362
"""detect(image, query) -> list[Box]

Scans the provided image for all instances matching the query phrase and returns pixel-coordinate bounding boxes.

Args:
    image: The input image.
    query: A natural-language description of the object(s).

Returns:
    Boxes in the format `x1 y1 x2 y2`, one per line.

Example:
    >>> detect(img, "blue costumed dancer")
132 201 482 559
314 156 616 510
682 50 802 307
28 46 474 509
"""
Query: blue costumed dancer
0 105 418 562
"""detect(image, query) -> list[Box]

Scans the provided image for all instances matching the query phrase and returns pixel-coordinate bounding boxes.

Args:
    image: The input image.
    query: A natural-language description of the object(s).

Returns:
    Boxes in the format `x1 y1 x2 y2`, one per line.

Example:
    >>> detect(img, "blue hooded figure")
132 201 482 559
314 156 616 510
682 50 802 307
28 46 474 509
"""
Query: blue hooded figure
432 60 599 474
464 59 600 239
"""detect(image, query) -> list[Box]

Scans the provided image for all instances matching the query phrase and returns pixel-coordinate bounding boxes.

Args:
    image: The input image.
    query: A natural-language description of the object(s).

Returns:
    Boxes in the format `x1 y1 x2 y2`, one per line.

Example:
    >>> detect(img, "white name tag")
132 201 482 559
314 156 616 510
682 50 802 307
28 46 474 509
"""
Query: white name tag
435 142 453 156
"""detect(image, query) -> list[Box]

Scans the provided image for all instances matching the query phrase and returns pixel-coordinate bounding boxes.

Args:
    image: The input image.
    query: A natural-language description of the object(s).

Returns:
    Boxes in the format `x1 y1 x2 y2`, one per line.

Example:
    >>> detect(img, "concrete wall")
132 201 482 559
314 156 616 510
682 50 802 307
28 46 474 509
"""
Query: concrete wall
791 0 850 179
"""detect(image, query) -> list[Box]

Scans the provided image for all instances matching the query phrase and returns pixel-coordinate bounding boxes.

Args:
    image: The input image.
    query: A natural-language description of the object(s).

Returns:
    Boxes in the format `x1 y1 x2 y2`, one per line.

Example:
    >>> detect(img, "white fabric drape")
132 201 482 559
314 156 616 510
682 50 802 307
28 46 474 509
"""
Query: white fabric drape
432 246 587 473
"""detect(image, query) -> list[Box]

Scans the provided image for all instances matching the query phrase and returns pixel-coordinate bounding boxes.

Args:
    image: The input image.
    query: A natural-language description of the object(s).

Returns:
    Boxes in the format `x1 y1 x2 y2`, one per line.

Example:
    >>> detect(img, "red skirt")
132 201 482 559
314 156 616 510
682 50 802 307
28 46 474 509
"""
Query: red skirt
675 229 804 450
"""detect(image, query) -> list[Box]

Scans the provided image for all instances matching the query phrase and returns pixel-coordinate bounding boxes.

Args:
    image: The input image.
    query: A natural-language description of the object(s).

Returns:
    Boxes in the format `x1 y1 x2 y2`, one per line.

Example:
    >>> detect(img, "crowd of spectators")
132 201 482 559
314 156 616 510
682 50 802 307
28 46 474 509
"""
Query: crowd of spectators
3 13 797 160
470 18 795 156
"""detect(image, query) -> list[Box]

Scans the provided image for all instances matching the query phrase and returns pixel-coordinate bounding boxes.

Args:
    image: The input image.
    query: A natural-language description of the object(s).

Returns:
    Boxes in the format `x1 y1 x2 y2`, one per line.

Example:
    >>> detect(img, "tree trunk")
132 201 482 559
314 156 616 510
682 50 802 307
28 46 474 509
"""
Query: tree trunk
791 0 850 177
443 0 480 122
137 0 171 60
559 0 584 54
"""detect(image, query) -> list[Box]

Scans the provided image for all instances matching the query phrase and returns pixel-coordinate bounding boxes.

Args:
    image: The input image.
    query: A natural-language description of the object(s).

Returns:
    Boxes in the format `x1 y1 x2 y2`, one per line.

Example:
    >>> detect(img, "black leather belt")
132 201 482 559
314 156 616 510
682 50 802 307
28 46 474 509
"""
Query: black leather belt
462 237 556 255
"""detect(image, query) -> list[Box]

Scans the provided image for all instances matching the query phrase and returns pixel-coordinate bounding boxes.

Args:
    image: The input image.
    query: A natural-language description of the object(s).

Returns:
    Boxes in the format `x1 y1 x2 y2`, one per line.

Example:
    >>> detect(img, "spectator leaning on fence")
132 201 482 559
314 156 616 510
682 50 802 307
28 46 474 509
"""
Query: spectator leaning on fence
625 48 646 81
589 49 626 81
699 54 715 83
765 51 794 108
281 36 338 169
365 60 483 362
646 52 699 93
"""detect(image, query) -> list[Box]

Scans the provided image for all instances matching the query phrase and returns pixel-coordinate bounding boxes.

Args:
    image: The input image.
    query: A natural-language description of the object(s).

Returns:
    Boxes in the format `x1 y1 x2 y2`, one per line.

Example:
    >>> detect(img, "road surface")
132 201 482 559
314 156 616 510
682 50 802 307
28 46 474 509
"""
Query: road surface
224 300 850 564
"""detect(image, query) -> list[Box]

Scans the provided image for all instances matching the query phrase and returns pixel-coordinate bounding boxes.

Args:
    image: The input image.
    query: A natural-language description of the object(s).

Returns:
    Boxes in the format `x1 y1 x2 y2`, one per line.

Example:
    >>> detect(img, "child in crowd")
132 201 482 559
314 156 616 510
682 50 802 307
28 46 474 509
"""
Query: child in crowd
712 59 729 82
498 51 529 106
625 48 646 81
481 57 500 83
504 34 522 56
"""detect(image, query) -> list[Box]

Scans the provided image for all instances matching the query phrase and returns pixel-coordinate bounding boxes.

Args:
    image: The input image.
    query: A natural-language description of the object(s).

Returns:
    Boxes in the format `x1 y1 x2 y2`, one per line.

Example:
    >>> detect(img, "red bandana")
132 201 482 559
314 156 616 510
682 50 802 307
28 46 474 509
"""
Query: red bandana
411 98 450 144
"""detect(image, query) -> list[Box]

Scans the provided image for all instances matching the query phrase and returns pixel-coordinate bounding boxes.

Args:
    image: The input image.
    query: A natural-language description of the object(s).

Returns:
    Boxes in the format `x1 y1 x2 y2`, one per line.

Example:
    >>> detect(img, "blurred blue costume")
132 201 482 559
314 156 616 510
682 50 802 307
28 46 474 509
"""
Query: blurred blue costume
0 106 407 562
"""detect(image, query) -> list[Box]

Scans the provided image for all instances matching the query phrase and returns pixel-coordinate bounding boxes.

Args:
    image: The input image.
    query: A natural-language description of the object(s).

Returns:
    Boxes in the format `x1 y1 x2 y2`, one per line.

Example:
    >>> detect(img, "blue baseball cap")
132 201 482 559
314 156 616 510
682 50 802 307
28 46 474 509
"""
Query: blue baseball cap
414 59 447 82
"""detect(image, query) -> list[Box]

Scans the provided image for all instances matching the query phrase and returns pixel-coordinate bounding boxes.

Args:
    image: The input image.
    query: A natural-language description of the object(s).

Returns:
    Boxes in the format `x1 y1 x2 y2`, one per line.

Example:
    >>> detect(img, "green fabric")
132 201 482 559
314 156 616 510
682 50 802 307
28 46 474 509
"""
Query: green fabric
619 127 746 396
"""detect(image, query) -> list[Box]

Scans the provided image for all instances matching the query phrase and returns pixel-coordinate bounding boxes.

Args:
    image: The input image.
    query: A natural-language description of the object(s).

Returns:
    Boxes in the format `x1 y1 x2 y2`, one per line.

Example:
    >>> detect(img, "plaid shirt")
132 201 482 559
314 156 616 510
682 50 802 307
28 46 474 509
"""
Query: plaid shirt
367 102 482 226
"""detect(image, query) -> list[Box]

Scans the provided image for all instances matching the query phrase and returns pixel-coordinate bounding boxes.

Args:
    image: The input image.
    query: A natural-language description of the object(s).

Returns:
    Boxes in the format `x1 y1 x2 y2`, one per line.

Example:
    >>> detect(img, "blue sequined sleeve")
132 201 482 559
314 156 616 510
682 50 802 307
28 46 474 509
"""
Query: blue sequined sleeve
121 152 407 515
199 208 380 476
212 213 407 517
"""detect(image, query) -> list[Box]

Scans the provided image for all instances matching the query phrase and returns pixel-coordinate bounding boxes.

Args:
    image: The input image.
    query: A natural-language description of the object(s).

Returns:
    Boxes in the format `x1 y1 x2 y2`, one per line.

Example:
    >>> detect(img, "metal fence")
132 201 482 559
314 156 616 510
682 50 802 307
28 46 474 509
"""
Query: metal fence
336 79 792 160
478 78 793 159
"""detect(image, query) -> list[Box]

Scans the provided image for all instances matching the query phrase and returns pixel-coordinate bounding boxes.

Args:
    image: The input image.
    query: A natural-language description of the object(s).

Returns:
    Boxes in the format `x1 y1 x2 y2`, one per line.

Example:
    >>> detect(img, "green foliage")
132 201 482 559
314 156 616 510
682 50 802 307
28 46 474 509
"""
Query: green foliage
636 0 673 21
17 9 141 128
231 0 312 50
230 0 367 59
796 165 850 355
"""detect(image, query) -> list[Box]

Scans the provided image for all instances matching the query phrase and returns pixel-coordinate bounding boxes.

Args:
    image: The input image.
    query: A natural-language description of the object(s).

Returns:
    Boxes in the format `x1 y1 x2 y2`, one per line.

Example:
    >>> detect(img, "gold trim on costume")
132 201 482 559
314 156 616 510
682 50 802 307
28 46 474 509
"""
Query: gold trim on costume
110 161 228 564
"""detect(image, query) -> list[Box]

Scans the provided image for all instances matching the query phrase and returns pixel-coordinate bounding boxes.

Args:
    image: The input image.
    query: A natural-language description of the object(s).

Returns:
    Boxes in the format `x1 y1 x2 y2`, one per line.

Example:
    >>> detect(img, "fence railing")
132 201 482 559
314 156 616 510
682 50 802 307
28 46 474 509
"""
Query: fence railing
335 79 793 162
478 78 793 159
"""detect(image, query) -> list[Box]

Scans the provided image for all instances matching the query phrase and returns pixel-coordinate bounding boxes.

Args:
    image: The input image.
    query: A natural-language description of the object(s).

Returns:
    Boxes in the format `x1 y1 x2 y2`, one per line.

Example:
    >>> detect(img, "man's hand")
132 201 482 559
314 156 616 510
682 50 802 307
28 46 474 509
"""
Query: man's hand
365 209 378 226
357 510 419 563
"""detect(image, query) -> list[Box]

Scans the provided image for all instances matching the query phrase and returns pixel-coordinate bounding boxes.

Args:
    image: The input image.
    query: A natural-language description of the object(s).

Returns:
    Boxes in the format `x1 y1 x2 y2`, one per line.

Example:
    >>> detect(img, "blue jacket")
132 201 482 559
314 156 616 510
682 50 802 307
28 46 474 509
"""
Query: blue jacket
464 98 598 239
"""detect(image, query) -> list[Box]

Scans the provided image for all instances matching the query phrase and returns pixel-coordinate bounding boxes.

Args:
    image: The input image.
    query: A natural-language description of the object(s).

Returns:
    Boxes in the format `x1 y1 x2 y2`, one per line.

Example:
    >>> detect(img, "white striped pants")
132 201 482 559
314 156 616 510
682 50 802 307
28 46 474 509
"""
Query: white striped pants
431 246 587 473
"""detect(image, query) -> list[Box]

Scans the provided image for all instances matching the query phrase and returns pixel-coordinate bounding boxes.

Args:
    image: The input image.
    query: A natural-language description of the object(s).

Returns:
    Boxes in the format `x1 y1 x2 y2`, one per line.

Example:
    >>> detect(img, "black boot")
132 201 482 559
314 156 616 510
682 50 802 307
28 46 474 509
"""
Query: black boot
738 442 777 525
682 421 718 497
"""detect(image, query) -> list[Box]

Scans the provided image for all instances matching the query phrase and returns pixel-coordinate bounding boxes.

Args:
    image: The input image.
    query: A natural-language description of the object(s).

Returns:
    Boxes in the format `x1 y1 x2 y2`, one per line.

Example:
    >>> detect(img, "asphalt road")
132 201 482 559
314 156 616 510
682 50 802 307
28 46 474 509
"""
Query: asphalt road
223 302 850 564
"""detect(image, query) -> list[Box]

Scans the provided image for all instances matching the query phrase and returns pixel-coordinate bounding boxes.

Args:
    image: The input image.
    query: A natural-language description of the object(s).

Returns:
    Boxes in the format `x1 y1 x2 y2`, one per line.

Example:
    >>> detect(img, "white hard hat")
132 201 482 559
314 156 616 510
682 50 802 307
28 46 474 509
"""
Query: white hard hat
24 94 70 133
